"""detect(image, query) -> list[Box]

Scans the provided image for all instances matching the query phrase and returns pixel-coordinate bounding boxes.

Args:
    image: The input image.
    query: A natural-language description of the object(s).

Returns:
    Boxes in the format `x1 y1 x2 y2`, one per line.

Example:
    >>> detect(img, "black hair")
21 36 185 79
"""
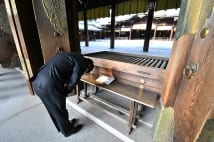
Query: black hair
85 58 94 73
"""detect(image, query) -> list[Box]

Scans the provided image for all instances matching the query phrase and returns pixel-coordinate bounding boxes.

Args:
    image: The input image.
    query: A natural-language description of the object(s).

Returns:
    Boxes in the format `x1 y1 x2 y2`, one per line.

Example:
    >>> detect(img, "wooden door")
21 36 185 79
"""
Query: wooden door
173 11 214 142
32 0 80 62
4 0 80 95
4 0 44 95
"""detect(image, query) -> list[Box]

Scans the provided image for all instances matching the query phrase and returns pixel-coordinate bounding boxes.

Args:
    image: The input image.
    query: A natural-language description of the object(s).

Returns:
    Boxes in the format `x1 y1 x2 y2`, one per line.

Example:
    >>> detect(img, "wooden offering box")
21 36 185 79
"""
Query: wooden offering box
84 51 169 94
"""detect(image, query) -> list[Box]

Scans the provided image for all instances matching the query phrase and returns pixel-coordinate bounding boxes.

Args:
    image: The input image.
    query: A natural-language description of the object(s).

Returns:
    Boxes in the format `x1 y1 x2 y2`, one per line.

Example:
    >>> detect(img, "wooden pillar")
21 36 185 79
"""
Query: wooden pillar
80 31 82 41
83 1 89 47
143 0 156 52
110 3 115 49
169 27 174 40
153 24 157 40
64 0 80 52
173 17 214 142
160 0 214 141
162 0 214 107
129 26 133 40
119 29 121 38
99 32 101 39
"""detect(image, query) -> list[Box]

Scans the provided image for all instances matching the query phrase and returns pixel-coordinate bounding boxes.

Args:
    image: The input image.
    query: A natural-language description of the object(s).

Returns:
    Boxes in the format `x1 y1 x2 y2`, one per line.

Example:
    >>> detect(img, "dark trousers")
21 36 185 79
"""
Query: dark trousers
32 77 72 134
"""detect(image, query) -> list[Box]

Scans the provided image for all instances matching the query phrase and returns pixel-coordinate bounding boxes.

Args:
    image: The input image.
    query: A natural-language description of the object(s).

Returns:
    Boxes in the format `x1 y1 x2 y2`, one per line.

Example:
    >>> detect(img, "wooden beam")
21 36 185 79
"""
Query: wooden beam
78 0 127 11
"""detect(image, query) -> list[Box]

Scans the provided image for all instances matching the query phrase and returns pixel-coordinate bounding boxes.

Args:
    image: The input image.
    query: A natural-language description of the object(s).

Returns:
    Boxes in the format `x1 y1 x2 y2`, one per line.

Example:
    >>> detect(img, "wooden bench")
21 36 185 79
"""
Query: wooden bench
76 73 160 134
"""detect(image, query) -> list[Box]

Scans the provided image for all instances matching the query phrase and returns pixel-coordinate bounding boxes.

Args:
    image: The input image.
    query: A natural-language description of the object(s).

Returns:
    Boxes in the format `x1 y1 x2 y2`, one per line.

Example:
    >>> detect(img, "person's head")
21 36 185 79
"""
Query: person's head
84 58 94 73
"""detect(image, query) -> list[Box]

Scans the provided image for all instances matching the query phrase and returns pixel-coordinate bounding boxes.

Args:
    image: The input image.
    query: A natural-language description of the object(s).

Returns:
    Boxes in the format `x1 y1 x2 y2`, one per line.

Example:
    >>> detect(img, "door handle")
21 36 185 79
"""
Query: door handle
183 63 198 79
56 46 64 54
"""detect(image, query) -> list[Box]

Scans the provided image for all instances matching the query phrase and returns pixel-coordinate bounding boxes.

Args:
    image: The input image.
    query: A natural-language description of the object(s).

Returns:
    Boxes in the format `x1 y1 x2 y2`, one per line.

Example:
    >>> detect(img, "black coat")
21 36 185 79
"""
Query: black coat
31 52 89 96
30 52 90 134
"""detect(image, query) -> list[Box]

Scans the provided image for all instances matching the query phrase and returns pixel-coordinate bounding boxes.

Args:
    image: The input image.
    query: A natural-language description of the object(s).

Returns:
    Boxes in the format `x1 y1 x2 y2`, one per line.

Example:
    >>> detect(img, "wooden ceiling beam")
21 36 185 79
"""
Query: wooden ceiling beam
78 0 129 11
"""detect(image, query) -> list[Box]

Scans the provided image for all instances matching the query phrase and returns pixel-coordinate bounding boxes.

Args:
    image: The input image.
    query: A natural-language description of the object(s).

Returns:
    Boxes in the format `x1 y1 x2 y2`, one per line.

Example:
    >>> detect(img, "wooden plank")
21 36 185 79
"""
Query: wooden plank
161 35 194 106
81 73 159 108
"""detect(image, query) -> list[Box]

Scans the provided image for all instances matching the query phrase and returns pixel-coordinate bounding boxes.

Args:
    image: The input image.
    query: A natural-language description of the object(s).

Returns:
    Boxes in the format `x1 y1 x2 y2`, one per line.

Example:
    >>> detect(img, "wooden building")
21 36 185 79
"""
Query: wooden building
1 0 214 141
101 14 177 40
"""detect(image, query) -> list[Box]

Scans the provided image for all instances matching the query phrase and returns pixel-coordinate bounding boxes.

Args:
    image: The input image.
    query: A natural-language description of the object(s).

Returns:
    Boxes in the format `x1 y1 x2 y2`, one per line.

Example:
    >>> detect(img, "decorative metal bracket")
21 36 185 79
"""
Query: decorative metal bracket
183 63 198 79
56 46 64 54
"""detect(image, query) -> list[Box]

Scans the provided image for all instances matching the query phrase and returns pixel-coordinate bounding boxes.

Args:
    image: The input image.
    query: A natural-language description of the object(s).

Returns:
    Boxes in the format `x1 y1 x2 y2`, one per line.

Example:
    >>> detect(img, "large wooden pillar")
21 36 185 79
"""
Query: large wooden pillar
110 2 115 49
143 0 156 52
162 0 214 107
64 0 80 53
173 12 214 141
160 0 214 141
